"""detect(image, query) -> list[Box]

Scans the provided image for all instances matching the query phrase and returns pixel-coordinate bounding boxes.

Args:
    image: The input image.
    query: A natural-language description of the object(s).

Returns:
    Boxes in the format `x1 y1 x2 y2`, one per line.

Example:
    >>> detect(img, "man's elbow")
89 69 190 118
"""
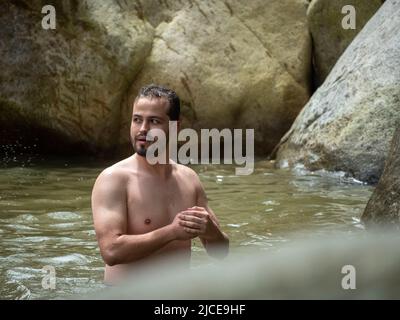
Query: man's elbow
101 240 123 266
102 249 120 266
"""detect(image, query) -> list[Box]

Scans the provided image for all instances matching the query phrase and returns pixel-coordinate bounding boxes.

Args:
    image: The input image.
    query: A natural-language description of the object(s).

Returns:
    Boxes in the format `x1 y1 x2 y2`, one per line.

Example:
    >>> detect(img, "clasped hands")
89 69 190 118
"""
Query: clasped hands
172 206 217 241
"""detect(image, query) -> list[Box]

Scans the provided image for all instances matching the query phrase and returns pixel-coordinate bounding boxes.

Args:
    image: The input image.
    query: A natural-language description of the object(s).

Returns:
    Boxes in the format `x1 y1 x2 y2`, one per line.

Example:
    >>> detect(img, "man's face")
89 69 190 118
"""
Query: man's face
130 97 171 157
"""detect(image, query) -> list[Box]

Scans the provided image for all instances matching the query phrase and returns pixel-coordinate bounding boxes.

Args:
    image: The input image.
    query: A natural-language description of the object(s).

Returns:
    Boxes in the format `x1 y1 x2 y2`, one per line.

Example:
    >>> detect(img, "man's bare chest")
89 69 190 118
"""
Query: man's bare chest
125 176 197 234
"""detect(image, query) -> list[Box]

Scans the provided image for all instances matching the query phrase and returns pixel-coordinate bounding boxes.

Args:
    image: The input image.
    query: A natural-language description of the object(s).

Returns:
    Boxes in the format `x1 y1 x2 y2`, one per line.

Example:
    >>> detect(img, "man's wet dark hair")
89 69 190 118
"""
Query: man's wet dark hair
135 84 180 121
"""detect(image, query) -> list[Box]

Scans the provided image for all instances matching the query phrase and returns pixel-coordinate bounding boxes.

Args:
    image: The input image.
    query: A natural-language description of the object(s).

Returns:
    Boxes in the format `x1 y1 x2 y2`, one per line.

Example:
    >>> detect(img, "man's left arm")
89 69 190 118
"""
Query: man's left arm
178 177 229 258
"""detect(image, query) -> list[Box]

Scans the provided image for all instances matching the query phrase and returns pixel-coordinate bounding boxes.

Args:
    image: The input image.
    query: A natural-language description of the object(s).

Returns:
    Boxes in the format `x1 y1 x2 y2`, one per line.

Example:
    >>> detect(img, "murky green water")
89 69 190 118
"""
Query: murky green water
0 158 373 299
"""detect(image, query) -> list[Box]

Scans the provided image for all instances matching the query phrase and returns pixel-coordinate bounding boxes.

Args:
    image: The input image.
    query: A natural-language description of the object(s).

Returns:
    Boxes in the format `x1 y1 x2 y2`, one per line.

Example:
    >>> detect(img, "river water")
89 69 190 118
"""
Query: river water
0 158 372 299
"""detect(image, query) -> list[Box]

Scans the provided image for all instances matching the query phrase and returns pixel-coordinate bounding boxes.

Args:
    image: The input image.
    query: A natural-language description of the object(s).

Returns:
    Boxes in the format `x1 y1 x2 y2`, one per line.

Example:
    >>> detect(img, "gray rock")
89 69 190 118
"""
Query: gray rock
307 0 382 86
275 0 400 184
362 126 400 227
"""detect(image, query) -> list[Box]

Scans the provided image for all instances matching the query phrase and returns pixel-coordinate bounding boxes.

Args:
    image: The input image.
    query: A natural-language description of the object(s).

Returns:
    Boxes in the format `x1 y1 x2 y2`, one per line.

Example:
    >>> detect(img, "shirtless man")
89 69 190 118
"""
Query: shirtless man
91 84 229 284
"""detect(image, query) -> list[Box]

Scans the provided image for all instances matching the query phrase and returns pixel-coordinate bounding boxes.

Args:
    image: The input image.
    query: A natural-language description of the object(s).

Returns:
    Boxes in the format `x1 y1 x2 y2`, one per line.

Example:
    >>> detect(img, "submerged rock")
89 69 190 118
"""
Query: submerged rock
275 0 400 184
362 127 400 228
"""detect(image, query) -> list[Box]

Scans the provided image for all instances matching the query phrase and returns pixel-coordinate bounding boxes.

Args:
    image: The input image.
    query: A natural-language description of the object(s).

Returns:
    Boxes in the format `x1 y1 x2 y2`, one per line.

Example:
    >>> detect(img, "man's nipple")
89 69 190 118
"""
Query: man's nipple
144 218 151 225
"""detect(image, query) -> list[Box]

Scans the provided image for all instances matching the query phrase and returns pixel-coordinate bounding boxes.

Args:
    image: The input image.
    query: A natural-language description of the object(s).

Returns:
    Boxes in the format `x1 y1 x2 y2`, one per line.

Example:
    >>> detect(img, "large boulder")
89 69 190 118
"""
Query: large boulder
118 0 312 155
362 127 400 228
307 0 382 86
0 0 153 155
275 0 400 184
1 0 312 157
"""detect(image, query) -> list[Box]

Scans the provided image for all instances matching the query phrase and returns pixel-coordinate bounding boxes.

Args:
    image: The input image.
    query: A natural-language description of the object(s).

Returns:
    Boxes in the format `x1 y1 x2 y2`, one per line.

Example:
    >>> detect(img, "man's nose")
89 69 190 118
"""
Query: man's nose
140 119 150 132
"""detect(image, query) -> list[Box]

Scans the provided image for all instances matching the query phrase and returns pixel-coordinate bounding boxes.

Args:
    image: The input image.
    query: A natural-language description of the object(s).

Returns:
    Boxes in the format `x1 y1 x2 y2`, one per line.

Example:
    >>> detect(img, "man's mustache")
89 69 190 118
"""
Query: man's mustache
135 134 156 142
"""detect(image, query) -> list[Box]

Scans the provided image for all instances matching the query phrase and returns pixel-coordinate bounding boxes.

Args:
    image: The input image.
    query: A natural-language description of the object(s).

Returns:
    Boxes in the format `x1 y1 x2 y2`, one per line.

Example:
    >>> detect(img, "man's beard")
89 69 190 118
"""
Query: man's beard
131 135 147 157
131 133 168 158
136 144 147 157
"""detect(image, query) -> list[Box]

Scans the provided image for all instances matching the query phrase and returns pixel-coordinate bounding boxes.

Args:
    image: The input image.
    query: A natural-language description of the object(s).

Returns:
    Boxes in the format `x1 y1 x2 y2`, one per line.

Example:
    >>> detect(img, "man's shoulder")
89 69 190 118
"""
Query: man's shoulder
95 157 134 185
174 163 201 183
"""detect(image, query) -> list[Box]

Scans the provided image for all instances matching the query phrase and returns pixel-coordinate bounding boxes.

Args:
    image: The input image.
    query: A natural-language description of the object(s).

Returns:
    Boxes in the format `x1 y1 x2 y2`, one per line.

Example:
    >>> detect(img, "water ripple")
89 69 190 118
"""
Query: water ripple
0 159 372 299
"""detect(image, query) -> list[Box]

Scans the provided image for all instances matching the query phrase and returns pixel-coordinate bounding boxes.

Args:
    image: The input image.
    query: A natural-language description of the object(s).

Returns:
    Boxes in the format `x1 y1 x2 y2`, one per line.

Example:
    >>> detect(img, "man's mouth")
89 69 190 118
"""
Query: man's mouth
136 135 154 142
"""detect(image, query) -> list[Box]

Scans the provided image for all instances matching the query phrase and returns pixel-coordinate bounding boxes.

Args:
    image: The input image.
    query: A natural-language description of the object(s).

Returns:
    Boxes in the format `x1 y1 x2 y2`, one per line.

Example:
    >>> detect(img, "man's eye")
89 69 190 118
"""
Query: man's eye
151 119 160 124
133 118 141 123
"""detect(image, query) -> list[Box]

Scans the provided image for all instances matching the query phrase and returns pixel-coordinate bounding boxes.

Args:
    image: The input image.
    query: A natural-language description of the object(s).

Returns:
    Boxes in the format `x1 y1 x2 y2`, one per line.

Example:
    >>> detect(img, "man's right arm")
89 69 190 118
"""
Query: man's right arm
91 169 192 266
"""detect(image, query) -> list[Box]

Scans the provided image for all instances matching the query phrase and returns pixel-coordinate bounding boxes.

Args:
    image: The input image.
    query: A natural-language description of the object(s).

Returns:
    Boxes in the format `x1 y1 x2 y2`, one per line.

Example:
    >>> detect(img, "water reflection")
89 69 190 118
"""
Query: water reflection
0 158 373 299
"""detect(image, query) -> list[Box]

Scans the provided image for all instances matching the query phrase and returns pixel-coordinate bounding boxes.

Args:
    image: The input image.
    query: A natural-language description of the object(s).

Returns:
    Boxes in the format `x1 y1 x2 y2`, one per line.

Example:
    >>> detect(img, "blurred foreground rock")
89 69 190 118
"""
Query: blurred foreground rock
80 232 400 299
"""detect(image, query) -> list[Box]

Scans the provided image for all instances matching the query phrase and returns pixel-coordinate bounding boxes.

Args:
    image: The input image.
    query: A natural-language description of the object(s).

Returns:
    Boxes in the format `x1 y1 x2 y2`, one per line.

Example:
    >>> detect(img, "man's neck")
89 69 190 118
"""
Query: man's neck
133 152 173 179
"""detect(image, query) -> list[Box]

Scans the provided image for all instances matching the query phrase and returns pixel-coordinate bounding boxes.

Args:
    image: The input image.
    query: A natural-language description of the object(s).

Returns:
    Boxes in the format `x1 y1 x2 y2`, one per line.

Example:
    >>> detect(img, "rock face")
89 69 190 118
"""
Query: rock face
115 0 313 155
1 0 312 157
0 0 153 154
362 127 400 228
307 0 382 86
275 0 400 184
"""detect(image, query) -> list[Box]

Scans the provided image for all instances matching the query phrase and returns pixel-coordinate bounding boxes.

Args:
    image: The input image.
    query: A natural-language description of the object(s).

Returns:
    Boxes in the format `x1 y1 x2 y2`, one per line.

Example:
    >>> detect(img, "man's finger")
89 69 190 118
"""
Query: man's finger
179 220 201 229
184 227 199 234
179 214 204 224
181 210 209 219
